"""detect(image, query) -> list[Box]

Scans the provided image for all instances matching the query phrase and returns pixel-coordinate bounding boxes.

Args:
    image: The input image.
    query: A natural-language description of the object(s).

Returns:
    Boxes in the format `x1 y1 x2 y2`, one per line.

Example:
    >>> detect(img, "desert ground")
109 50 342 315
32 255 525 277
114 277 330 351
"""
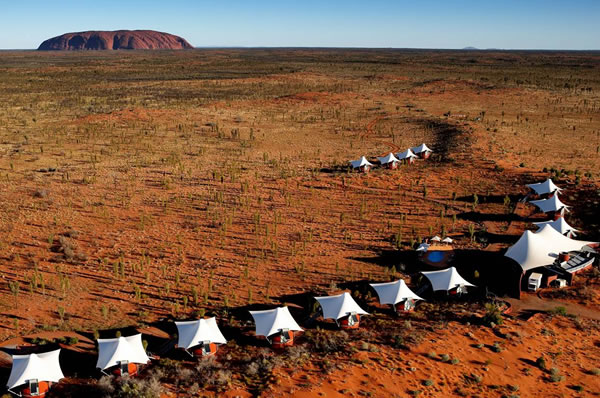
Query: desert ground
0 49 599 397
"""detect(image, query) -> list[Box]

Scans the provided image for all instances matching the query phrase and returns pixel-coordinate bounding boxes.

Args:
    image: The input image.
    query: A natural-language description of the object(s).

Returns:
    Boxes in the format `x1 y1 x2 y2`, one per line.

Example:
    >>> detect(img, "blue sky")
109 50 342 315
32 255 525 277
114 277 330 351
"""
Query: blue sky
0 0 598 49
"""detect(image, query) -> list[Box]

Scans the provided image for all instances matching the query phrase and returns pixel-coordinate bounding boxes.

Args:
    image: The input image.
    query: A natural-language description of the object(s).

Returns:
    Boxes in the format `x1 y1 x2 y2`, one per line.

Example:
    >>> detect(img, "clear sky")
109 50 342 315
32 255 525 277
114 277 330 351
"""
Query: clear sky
0 0 598 50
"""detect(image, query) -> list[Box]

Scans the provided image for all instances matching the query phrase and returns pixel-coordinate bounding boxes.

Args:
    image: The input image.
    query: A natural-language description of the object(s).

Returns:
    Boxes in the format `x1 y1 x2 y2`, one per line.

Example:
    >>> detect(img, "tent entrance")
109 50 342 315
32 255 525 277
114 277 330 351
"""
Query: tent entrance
118 360 130 376
28 379 40 396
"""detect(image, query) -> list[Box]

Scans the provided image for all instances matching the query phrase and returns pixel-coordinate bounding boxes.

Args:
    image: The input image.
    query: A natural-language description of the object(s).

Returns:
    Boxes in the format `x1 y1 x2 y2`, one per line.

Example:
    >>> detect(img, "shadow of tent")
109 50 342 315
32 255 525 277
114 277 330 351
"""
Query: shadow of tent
455 194 523 204
456 210 522 223
350 249 420 274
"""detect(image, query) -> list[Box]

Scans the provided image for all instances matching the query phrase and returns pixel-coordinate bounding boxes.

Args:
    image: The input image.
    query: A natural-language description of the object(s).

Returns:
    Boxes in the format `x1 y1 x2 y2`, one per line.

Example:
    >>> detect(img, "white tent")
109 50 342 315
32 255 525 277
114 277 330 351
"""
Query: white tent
314 292 369 320
370 279 424 306
396 148 417 160
505 224 595 272
377 152 399 166
7 350 64 390
175 317 227 350
249 307 303 338
533 217 578 237
96 334 150 371
421 267 475 292
349 156 374 169
416 243 430 252
431 236 441 242
529 195 569 214
527 178 562 195
442 237 453 244
411 143 433 155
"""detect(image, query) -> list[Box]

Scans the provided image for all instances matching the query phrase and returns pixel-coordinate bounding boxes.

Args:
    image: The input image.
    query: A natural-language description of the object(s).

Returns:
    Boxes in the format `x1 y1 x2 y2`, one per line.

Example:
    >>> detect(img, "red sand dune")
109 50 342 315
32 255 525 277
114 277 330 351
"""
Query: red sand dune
38 30 193 50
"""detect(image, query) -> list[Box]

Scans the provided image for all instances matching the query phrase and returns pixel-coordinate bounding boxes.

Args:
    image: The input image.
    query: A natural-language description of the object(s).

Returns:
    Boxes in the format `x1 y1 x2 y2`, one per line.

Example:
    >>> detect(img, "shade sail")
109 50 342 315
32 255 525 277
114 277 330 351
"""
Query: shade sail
96 334 150 370
377 152 399 165
442 237 453 243
533 217 578 237
396 148 417 160
527 178 562 195
411 143 432 154
175 317 227 349
249 307 302 338
421 267 475 291
314 292 369 320
7 349 64 389
349 156 373 169
529 195 569 213
505 224 595 272
370 279 423 305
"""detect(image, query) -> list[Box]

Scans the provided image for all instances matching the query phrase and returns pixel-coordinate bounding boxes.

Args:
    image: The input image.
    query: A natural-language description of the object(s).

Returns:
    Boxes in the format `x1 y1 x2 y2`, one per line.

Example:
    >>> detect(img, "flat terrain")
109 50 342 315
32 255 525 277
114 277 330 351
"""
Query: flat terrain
0 49 599 397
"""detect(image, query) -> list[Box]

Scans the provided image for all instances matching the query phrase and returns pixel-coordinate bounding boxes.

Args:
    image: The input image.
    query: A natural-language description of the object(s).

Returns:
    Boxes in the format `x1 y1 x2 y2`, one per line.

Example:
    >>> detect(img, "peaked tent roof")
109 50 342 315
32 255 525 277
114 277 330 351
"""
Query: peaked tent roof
377 152 399 165
396 148 417 160
249 307 303 338
349 156 374 169
529 195 569 213
431 236 441 242
175 317 227 349
504 224 596 271
7 349 64 389
442 237 453 243
416 243 430 252
96 334 150 370
314 292 369 320
370 279 424 305
533 217 578 237
527 178 562 195
421 267 475 291
411 143 433 154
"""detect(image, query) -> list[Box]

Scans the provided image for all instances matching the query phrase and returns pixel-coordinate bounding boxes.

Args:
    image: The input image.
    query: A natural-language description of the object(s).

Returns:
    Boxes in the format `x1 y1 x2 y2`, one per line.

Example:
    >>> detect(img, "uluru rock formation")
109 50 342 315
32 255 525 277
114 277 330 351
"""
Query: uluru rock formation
38 30 193 51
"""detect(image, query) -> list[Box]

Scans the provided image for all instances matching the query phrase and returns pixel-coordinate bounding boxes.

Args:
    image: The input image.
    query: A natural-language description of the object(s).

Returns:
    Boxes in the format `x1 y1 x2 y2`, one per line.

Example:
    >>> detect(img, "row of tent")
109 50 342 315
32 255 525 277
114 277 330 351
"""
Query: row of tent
349 143 433 172
505 179 596 272
5 267 474 396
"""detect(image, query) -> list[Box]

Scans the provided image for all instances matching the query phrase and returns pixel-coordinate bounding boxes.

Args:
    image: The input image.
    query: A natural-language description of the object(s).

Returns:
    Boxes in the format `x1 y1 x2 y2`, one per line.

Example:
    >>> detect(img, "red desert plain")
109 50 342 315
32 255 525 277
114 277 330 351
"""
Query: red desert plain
0 48 599 397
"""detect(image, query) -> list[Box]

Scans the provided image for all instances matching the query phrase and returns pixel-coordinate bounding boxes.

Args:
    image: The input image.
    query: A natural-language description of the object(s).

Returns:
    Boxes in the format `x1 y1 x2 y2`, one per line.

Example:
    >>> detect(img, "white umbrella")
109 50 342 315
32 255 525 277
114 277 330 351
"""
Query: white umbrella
249 307 303 338
370 279 424 306
431 236 441 242
441 237 453 244
96 334 150 371
7 350 64 390
314 292 369 320
175 317 227 350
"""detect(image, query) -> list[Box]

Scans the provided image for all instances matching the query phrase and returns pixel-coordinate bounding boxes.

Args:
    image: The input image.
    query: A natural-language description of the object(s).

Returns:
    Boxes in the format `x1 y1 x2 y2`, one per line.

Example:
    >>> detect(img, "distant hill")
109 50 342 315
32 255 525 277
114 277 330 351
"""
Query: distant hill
462 47 479 50
38 30 193 50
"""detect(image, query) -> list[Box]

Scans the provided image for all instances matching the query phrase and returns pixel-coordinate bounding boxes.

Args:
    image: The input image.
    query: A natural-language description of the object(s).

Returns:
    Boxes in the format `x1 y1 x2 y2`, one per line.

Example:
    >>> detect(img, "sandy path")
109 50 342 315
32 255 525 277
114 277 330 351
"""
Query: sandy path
506 294 600 321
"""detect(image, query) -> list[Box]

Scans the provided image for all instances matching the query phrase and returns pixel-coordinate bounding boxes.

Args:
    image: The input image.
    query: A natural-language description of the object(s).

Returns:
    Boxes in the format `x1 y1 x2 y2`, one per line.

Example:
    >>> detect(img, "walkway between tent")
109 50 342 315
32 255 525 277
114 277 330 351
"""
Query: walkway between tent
505 294 600 321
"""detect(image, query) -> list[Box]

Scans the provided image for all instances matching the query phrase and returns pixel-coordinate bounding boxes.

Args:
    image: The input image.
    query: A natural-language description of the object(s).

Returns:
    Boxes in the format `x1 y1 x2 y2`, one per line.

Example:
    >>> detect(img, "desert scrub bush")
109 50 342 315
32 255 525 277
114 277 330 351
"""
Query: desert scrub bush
482 302 503 326
422 379 434 386
440 354 450 362
548 367 564 383
114 374 164 397
536 356 547 370
196 356 232 389
491 342 503 353
591 368 600 376
305 330 349 354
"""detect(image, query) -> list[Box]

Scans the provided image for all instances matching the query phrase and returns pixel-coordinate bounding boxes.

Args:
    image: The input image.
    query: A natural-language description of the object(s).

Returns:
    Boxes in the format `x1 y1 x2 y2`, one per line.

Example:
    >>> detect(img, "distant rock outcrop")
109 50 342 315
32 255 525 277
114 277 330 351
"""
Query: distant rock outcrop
38 30 193 51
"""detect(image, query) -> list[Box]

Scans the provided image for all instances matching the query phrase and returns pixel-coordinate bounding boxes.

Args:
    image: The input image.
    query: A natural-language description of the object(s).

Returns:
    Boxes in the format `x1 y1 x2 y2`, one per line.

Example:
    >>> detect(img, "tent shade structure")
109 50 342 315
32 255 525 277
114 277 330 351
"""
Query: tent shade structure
175 318 227 356
527 178 562 195
529 195 569 214
249 307 302 339
96 334 150 372
504 224 596 272
410 143 433 158
533 217 578 237
442 237 453 243
416 243 430 252
370 280 423 311
349 156 374 172
421 267 475 293
396 148 417 162
377 152 399 169
315 292 368 328
431 236 441 242
7 349 64 391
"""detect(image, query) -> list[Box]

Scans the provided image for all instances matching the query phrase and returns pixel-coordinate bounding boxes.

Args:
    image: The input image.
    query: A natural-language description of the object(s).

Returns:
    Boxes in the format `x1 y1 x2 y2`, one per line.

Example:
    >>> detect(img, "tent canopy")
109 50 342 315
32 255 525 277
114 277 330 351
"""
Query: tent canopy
411 143 432 154
533 217 578 237
377 152 399 165
370 279 424 305
7 349 64 389
349 156 373 169
442 237 453 243
416 243 430 252
421 267 475 291
396 148 417 160
314 292 369 320
527 178 562 195
431 236 441 242
505 224 595 272
175 317 227 349
529 195 569 213
249 307 303 338
96 334 150 370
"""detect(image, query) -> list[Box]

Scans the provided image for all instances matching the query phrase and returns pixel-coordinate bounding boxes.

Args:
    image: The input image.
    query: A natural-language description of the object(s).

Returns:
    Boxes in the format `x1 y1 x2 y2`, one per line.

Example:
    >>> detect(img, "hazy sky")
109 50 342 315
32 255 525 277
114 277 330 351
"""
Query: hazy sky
0 0 598 50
